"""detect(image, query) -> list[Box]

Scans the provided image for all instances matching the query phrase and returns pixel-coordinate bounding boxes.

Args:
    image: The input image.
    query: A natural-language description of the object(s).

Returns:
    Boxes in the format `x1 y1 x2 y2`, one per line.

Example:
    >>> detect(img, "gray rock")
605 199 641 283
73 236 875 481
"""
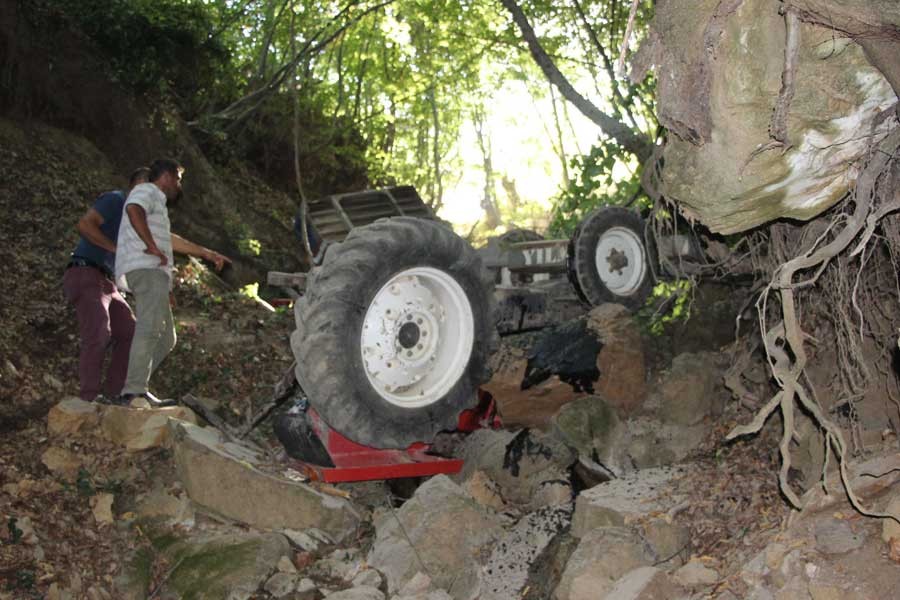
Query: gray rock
773 575 813 600
170 421 360 539
571 466 691 537
101 404 197 452
312 548 363 581
656 352 724 426
882 494 900 543
265 572 299 598
454 428 575 510
283 528 334 551
673 559 719 587
791 413 827 492
352 569 383 589
554 527 652 600
277 555 297 573
135 485 195 527
739 547 771 589
604 566 685 600
551 396 627 474
160 531 290 600
621 416 710 469
47 398 101 436
813 519 866 555
480 504 572 599
368 475 504 599
327 586 385 600
747 589 776 600
650 0 897 234
639 518 690 567
391 572 453 600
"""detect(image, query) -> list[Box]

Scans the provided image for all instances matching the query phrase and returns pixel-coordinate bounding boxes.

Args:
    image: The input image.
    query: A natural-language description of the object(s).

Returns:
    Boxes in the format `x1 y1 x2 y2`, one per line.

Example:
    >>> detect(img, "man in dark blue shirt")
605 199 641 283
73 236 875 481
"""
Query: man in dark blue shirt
63 168 149 401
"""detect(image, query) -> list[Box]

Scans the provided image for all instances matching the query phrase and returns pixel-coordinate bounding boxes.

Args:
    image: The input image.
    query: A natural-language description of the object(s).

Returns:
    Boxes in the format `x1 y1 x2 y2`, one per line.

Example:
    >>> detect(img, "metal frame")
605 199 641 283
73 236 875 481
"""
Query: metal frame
292 392 499 483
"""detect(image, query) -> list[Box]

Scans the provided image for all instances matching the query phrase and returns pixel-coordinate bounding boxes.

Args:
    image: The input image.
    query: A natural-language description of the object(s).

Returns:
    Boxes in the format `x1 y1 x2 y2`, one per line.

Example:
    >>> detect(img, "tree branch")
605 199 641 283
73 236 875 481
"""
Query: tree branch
498 0 652 161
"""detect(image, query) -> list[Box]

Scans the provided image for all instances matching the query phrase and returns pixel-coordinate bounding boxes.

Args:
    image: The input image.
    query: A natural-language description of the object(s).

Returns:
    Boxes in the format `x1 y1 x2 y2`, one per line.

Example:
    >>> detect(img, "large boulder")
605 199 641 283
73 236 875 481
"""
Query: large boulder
122 531 291 600
367 475 504 599
572 466 692 537
586 304 647 414
170 420 361 540
606 567 686 600
553 527 653 600
482 332 591 429
480 505 572 600
483 305 646 429
638 0 898 234
454 428 575 510
47 398 101 436
656 352 725 426
101 404 198 452
550 395 625 474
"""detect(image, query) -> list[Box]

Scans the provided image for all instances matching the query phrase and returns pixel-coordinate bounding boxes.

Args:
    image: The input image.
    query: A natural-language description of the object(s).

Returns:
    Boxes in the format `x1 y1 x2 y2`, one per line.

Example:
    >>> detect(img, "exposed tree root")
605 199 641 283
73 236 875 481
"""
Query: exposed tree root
727 127 900 521
769 7 800 148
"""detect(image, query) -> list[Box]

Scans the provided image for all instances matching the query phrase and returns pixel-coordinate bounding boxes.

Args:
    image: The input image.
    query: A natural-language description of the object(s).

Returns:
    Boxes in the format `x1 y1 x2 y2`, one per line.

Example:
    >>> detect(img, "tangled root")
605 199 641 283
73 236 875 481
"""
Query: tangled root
728 125 900 518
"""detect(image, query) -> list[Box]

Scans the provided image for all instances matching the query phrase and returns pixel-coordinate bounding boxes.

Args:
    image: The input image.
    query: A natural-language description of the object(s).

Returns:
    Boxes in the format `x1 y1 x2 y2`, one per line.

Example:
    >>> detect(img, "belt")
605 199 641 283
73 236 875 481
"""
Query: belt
66 256 113 279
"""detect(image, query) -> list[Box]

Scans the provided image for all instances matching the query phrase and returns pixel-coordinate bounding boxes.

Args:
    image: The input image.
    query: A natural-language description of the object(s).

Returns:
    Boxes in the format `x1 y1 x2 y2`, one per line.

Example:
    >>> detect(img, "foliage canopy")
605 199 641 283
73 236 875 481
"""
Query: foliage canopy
28 0 656 228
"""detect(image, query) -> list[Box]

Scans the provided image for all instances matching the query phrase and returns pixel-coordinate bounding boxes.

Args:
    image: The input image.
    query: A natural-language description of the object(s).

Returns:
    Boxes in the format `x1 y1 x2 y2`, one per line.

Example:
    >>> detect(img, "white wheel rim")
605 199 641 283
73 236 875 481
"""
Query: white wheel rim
360 267 474 408
594 226 647 296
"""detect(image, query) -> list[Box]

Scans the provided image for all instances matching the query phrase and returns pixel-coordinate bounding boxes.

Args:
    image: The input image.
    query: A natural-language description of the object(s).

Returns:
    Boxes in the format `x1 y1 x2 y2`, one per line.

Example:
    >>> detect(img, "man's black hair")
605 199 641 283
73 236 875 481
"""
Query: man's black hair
129 167 151 188
148 158 183 182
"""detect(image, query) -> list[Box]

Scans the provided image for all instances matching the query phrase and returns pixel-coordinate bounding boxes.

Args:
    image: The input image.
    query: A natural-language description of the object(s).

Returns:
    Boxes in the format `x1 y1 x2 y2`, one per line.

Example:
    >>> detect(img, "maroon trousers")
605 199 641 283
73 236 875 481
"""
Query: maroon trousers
63 266 135 400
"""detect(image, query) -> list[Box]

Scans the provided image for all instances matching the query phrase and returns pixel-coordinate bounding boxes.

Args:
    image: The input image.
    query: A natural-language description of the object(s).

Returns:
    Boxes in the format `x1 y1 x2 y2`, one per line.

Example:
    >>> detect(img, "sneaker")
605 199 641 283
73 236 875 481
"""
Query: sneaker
96 394 131 407
116 392 177 408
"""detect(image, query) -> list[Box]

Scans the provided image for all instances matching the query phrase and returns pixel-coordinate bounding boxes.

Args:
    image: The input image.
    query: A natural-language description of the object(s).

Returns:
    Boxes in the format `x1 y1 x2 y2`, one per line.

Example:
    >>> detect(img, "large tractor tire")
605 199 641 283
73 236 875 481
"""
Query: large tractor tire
291 217 498 449
568 207 655 311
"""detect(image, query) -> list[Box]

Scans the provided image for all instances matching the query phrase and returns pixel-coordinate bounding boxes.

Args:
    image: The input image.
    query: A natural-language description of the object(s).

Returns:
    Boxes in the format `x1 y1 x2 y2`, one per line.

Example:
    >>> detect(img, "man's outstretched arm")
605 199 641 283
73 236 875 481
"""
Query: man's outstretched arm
171 233 232 271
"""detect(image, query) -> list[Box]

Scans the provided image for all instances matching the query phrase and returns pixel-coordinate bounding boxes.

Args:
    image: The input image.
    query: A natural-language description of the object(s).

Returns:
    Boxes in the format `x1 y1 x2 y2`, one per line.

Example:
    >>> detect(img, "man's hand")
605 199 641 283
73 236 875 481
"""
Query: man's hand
171 233 232 272
204 249 232 272
144 245 169 266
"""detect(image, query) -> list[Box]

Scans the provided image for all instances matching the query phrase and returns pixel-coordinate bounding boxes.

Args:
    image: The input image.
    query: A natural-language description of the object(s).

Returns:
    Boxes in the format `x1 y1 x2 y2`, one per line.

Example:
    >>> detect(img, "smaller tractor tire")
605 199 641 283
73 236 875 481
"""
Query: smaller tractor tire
568 207 655 311
291 217 498 449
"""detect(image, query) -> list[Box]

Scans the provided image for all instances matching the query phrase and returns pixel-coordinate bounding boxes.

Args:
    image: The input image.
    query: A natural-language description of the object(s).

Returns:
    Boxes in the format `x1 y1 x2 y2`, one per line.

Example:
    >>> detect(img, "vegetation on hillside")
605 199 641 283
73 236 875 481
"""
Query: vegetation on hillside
16 0 655 234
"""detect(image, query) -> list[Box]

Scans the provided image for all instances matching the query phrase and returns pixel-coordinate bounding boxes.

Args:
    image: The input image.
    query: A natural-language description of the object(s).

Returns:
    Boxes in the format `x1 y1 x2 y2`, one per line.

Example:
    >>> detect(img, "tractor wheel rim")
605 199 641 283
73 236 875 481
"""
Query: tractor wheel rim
594 226 646 296
361 267 474 408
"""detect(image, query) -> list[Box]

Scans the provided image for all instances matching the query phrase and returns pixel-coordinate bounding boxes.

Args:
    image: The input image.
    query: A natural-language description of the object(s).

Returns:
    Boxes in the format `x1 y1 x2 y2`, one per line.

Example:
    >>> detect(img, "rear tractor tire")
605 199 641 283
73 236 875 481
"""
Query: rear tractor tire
291 217 498 449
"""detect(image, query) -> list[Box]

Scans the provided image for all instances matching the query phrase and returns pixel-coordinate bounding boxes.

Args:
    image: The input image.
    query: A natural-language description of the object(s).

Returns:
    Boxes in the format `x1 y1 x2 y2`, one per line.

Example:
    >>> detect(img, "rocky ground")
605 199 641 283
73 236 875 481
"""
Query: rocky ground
2 116 899 600
3 275 900 599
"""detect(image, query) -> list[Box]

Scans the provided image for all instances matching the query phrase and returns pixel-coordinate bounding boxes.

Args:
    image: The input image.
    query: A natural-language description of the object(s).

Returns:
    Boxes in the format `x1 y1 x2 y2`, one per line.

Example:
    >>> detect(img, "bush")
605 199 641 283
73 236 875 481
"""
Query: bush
30 0 235 116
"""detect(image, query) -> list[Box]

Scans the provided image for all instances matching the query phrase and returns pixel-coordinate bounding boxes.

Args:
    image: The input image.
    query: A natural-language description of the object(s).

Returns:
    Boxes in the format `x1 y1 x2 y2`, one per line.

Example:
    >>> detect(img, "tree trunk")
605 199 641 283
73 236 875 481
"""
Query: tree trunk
473 106 502 228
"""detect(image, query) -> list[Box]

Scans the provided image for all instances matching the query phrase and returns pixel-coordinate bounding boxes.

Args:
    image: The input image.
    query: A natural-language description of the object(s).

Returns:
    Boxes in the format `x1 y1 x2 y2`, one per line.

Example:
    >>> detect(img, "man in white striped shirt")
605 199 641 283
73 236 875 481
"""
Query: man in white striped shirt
115 158 230 406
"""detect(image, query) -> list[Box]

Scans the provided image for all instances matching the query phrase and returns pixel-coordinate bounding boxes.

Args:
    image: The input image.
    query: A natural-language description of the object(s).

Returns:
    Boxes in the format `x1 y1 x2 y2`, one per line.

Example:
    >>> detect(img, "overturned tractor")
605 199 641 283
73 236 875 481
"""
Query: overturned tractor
268 187 702 479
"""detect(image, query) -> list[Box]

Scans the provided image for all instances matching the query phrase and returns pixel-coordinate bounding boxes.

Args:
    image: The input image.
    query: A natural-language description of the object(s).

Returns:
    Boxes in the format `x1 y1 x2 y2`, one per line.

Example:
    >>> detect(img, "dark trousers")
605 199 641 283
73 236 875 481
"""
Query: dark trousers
63 266 135 400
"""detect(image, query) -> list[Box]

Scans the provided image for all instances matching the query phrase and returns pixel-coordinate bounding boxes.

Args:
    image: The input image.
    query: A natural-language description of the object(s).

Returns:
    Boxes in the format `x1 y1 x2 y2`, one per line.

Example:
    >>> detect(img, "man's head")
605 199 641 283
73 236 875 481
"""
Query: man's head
148 158 184 201
128 167 150 190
